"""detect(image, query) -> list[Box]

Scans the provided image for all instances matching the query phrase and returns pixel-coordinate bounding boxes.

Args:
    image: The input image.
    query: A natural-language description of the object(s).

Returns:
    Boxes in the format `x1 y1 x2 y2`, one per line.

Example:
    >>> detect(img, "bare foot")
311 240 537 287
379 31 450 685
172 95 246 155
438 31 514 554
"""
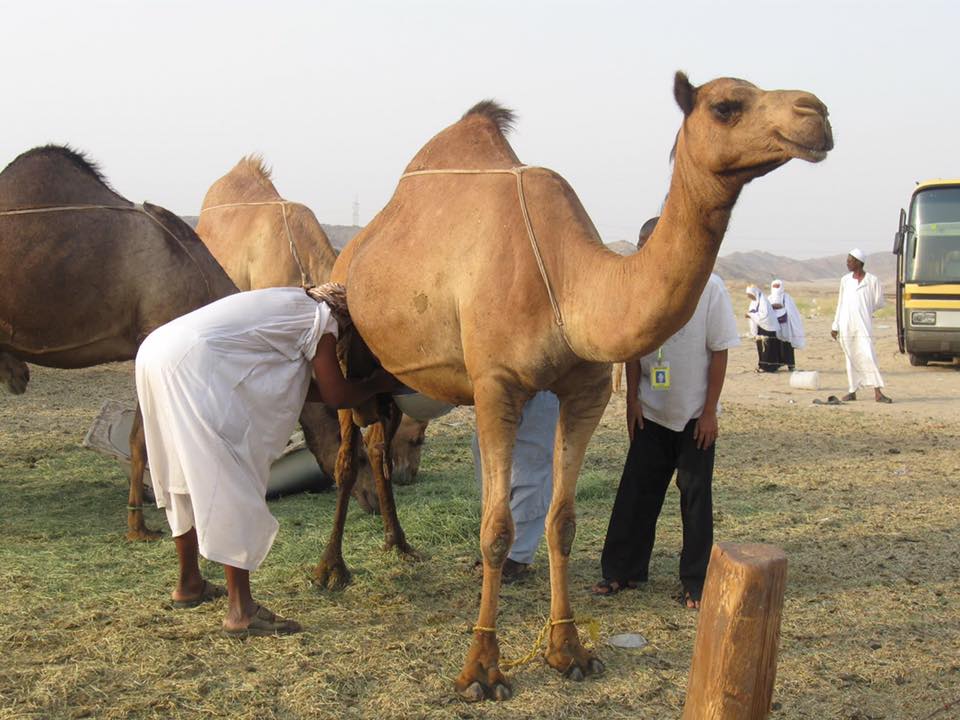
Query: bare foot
841 392 857 401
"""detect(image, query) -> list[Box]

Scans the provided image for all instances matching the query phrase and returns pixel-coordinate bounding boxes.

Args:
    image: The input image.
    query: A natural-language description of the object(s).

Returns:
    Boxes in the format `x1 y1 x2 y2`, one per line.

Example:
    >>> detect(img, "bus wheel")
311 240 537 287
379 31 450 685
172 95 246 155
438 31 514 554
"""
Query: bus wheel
909 353 929 367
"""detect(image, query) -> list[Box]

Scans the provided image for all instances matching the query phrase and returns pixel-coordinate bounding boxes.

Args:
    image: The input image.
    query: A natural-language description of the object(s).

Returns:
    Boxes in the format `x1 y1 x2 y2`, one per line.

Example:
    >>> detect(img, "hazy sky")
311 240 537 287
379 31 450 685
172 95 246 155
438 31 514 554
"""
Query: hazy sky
2 0 957 259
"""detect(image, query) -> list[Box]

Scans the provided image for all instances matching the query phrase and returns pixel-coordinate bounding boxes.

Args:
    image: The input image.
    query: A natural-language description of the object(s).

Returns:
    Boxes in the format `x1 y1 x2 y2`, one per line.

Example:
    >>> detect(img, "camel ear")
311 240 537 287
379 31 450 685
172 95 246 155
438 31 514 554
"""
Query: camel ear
674 72 696 116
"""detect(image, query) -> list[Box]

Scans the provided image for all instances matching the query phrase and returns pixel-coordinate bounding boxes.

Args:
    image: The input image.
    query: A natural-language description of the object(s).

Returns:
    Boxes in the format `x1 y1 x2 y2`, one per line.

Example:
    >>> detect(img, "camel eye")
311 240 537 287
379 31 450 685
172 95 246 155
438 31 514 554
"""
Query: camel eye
711 100 742 123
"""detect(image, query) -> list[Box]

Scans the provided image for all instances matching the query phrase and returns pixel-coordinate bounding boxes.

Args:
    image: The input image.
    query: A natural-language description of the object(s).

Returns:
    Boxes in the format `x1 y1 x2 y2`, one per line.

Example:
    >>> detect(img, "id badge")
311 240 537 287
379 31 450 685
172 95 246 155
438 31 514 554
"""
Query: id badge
651 361 671 391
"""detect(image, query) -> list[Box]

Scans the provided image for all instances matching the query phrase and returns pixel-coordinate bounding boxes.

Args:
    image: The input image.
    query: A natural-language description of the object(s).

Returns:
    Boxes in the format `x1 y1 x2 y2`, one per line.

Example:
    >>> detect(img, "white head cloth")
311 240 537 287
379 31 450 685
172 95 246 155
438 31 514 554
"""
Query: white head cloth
769 278 785 306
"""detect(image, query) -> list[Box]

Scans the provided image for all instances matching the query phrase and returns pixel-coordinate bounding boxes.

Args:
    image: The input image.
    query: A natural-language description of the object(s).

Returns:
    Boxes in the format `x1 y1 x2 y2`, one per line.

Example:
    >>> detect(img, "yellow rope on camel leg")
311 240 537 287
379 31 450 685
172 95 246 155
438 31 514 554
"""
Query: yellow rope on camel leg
484 615 602 671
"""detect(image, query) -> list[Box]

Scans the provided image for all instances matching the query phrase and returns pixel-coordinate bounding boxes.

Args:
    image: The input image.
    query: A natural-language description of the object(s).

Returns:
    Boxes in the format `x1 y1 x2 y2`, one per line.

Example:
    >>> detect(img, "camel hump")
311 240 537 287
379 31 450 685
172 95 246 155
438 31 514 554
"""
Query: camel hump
236 154 273 182
461 100 516 136
4 144 113 188
404 100 522 172
0 144 131 208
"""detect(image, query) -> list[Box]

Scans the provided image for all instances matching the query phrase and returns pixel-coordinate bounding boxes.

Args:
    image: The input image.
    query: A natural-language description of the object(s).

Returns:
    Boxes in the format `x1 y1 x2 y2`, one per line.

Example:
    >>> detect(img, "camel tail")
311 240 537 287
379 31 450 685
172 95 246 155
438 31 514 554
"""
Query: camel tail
462 100 516 135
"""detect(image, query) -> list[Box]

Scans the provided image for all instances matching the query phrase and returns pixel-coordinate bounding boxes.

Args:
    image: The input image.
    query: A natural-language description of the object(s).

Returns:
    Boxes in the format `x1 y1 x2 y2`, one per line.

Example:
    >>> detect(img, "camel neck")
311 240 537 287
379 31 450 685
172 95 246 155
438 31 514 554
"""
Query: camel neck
558 144 740 363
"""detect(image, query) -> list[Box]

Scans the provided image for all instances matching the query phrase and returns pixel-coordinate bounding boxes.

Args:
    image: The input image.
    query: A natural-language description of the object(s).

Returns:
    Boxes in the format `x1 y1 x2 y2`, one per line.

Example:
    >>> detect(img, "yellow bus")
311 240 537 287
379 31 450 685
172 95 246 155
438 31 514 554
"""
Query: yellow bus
893 179 960 365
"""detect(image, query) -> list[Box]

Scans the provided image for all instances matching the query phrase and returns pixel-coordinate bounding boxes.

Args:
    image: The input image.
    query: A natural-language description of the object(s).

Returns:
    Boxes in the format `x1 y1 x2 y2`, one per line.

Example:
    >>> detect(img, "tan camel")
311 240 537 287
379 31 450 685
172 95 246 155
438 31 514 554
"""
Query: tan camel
333 73 832 701
0 145 239 540
196 157 427 582
197 155 338 290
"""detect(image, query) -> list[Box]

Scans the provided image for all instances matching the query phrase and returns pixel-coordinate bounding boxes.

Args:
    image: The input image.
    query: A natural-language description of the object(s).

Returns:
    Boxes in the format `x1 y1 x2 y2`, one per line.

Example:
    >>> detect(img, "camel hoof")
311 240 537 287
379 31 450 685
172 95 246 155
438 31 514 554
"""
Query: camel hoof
126 527 163 542
492 683 512 701
311 561 352 591
566 665 585 682
458 681 485 703
588 658 606 676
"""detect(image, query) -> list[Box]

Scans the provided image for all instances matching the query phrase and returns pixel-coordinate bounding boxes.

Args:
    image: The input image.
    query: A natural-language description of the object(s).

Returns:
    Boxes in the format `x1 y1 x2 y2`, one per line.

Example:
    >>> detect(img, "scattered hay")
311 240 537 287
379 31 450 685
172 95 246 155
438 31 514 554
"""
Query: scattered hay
1 363 958 718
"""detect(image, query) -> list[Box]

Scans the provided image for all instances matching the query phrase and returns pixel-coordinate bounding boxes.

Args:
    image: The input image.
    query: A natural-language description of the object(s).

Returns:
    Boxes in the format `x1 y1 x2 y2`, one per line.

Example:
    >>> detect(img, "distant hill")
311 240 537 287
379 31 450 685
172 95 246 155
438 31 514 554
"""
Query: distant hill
712 250 895 286
603 243 896 287
321 224 362 252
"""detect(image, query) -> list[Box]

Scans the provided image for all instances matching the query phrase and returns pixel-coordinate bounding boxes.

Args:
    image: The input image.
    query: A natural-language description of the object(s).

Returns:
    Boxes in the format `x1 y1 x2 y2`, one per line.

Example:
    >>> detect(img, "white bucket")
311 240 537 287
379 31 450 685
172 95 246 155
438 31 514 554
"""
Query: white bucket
789 370 820 390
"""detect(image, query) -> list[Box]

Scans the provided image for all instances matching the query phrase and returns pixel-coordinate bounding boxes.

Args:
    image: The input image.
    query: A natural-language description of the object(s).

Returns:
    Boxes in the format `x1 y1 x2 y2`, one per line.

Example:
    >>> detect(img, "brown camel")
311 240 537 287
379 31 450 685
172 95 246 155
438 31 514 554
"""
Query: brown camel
196 156 426 583
332 72 833 701
0 145 239 539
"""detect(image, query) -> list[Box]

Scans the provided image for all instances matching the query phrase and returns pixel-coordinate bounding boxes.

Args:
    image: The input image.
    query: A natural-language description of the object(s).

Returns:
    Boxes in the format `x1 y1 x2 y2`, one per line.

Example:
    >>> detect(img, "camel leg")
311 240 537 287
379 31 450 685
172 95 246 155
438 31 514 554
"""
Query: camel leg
126 401 162 541
0 353 30 395
362 400 418 559
300 401 379 513
543 364 610 679
311 409 362 590
454 378 528 702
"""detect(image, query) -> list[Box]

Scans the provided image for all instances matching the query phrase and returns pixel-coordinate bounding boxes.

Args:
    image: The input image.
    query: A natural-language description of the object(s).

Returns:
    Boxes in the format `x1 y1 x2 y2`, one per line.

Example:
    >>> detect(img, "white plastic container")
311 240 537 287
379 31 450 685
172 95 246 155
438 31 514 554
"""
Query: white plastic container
789 370 821 390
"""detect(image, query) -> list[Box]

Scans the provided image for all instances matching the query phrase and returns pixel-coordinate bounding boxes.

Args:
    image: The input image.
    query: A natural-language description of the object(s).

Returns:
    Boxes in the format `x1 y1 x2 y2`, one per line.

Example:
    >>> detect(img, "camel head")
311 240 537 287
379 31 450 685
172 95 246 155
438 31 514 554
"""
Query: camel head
672 72 833 183
390 415 429 486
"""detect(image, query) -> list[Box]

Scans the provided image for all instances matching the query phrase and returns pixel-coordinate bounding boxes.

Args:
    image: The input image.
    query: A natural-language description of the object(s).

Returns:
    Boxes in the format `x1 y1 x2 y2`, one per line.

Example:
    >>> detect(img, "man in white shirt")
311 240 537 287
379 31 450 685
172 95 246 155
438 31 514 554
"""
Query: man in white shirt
592 218 740 608
831 248 892 403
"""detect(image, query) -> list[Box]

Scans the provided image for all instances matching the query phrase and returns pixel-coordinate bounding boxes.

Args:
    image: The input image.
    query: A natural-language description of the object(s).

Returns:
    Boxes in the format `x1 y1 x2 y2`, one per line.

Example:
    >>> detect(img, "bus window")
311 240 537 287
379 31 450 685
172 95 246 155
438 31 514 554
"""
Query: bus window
907 187 960 282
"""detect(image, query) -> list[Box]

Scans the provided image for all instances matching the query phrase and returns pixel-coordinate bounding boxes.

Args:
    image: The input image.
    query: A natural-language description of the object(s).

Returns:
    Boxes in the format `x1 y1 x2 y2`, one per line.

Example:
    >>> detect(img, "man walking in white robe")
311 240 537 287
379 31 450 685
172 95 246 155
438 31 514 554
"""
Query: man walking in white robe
831 248 892 403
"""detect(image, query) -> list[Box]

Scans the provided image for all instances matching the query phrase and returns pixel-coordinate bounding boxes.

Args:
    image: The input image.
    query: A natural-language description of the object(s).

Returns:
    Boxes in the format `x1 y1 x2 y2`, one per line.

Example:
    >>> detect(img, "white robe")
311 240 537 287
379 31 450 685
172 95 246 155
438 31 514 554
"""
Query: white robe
135 287 338 571
746 288 778 336
831 271 885 392
769 284 806 349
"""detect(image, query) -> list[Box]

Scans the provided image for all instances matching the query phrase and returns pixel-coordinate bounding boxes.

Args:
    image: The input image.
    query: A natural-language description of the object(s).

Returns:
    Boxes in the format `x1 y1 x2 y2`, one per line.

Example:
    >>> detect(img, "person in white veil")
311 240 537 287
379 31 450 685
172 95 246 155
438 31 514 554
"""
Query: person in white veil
769 278 805 371
745 285 782 372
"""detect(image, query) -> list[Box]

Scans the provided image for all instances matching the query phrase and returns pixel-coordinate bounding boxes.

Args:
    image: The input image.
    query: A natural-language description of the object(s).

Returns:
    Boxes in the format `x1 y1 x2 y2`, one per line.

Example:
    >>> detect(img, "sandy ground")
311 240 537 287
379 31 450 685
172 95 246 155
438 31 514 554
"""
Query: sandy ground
718 280 959 422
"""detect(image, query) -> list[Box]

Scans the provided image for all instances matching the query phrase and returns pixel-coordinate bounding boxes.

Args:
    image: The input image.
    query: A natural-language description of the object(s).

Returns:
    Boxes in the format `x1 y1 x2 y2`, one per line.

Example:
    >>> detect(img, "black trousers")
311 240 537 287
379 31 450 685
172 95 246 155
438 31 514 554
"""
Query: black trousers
781 340 796 370
756 327 782 372
600 417 714 597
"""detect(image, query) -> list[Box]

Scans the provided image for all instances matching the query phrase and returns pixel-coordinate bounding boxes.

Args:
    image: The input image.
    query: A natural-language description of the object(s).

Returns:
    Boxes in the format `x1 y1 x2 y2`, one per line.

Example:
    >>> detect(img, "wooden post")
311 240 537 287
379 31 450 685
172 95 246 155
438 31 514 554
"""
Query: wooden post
682 542 788 720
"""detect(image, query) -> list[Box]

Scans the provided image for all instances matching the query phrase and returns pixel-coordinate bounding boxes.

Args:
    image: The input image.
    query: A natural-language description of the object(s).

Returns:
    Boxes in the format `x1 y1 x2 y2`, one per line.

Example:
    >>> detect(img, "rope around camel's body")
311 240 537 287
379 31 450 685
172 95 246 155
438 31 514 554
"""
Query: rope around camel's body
399 166 571 351
0 203 213 297
199 200 310 286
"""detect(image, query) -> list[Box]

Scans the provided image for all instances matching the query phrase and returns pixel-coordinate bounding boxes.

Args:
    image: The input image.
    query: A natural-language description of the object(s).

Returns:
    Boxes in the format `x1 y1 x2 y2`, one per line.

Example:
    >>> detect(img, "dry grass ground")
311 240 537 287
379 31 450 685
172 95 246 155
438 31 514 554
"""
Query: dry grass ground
1 285 959 719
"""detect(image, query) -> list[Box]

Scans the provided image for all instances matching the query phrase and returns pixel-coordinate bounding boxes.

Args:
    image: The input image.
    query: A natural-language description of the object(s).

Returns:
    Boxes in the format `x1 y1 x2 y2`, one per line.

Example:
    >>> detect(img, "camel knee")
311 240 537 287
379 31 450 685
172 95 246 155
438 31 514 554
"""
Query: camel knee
548 510 577 556
481 516 514 567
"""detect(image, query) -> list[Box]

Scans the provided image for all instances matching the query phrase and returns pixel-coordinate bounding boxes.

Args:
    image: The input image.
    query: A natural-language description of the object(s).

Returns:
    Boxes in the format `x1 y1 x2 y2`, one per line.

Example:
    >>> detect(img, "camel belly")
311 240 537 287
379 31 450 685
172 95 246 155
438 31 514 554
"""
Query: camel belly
345 252 473 403
354 299 473 405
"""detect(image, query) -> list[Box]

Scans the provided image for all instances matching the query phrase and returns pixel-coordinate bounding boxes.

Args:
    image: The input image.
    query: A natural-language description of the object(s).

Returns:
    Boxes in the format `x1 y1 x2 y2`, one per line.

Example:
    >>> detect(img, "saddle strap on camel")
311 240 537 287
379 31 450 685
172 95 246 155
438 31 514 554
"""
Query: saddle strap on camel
399 166 572 351
199 200 311 286
0 203 213 296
